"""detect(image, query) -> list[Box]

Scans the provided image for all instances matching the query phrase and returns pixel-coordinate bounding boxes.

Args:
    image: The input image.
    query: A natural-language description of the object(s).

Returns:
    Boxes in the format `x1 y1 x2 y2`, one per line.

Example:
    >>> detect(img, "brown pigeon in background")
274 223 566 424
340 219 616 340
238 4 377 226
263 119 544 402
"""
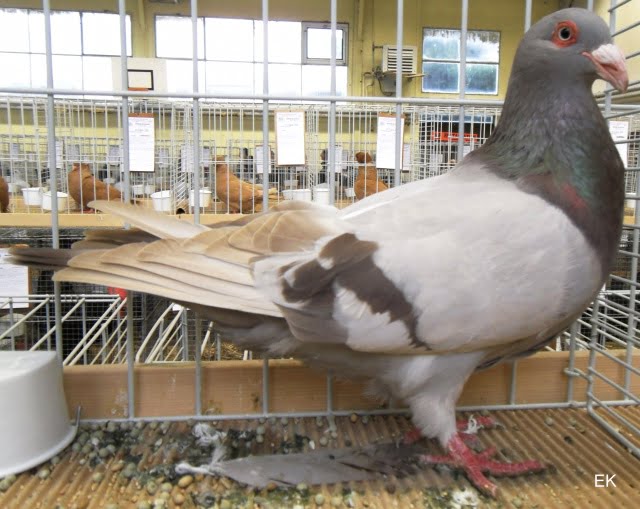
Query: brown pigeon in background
215 156 277 213
10 8 629 497
0 176 9 212
354 151 388 199
68 163 122 211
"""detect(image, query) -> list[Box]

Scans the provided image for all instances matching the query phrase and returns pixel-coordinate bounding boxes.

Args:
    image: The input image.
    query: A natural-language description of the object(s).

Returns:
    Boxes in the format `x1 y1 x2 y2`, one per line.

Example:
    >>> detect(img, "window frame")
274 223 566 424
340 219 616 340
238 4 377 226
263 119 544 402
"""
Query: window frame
421 27 500 95
301 21 349 66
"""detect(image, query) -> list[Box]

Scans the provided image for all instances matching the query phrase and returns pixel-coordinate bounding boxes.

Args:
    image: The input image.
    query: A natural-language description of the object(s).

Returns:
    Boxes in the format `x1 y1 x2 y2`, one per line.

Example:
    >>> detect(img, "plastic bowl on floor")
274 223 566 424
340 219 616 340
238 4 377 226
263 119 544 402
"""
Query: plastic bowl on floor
150 190 173 212
0 351 77 478
313 184 330 205
282 188 312 202
189 189 212 208
42 191 68 211
21 187 43 206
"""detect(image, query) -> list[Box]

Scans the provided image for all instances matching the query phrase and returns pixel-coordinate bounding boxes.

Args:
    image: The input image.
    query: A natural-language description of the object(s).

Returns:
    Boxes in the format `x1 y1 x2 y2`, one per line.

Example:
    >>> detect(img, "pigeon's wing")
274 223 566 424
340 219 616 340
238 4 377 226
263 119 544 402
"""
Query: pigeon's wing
253 167 603 354
48 200 348 320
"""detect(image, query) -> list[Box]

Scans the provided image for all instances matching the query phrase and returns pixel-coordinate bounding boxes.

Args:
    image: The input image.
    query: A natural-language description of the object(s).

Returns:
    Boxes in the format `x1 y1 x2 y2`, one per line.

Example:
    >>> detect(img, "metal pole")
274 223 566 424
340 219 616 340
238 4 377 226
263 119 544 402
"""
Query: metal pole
457 0 468 165
42 0 64 363
117 0 135 419
524 0 532 32
328 0 337 204
394 0 404 187
262 0 270 212
261 0 270 416
192 0 201 223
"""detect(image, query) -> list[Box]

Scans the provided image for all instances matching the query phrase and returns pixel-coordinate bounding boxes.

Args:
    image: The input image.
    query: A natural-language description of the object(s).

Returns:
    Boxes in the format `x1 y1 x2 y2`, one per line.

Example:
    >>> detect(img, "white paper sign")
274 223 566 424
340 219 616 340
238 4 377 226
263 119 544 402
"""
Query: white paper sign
107 145 122 164
276 111 306 166
9 143 20 157
181 145 211 172
0 248 29 309
128 115 155 172
55 139 64 169
609 120 629 168
402 143 411 171
255 145 271 174
376 114 404 169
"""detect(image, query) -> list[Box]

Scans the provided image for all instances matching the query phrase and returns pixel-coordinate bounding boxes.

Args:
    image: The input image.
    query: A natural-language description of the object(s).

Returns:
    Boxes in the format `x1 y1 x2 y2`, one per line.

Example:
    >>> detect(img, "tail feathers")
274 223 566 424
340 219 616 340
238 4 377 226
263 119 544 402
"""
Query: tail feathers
88 200 208 239
58 243 282 317
8 246 78 270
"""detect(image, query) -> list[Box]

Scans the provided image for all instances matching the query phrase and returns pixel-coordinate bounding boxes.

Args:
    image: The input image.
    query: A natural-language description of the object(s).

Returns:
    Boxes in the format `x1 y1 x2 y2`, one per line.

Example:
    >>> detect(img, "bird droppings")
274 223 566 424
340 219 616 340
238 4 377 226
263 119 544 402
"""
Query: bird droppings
0 409 638 509
544 417 555 426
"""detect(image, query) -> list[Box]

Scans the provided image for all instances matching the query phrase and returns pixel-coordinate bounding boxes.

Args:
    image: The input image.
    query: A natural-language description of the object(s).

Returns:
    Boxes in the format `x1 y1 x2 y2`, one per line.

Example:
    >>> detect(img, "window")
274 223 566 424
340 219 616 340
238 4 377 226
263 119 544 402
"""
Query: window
0 8 132 93
155 16 348 99
422 28 499 95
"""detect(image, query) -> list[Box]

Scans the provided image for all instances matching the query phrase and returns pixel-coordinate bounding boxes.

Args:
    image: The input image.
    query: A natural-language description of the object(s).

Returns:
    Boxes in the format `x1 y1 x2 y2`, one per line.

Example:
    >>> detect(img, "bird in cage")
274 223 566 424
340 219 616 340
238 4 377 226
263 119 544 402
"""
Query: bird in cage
214 155 278 213
68 163 123 211
0 176 9 212
354 151 389 199
10 8 628 497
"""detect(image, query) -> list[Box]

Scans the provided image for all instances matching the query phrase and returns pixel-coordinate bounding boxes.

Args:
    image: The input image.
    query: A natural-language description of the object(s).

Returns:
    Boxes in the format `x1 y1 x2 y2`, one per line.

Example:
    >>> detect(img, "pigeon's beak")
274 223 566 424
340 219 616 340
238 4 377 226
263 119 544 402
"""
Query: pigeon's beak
583 43 628 92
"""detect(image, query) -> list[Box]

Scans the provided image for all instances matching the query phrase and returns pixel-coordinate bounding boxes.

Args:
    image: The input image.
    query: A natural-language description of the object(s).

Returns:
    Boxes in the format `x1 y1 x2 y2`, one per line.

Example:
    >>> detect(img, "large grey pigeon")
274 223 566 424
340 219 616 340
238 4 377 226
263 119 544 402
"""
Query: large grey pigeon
11 8 628 496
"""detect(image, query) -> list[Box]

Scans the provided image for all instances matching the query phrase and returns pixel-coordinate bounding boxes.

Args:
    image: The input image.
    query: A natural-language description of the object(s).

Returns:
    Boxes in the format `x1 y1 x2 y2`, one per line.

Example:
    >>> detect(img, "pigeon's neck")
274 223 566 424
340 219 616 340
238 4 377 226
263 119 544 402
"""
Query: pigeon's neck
474 74 625 276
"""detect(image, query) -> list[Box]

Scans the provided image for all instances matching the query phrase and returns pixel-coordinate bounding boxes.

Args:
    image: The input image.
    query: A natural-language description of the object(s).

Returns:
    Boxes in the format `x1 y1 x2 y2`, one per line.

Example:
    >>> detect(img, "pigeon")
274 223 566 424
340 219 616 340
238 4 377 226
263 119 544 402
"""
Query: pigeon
0 176 9 212
10 8 628 497
214 155 277 213
354 151 389 199
68 162 123 211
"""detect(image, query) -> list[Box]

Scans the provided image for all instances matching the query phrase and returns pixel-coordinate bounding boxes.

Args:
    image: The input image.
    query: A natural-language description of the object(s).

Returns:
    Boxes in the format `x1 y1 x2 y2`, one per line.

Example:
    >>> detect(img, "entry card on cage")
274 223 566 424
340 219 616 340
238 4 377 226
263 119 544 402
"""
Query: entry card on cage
609 120 629 168
255 145 271 174
0 248 29 309
275 111 306 166
376 113 405 170
128 114 155 172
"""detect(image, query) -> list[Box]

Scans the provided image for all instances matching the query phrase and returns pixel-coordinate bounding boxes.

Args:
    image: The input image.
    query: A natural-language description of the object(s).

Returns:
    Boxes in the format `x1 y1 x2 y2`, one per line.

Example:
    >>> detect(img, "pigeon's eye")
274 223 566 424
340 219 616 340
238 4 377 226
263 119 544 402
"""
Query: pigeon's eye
559 27 572 40
552 21 579 47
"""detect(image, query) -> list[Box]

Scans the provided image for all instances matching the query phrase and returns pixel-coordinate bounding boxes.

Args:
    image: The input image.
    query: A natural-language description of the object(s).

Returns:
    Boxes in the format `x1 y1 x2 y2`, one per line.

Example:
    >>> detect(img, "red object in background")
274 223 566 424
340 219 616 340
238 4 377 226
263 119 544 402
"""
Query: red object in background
107 287 128 317
430 131 478 143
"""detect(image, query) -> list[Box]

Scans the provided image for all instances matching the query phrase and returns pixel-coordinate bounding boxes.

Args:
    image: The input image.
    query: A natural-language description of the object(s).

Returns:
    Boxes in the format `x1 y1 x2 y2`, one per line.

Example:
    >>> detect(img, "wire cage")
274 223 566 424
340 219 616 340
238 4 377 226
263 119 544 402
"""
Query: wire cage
0 0 638 507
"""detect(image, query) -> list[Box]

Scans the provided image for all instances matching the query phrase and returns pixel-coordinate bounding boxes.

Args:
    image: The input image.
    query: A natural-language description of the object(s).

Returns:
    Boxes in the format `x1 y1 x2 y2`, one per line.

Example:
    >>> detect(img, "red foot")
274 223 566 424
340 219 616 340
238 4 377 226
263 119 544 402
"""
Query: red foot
420 433 547 497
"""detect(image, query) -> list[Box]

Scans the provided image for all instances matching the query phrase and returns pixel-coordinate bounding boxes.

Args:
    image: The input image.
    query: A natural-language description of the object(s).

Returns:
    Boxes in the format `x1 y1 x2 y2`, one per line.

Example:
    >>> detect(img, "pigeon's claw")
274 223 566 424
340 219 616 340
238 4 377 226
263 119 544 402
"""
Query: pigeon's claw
420 433 548 498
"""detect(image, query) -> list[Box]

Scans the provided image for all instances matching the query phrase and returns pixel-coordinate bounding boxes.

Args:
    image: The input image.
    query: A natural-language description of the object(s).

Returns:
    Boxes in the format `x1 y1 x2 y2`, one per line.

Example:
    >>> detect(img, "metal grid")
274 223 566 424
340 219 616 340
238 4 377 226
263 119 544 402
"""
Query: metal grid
0 0 636 467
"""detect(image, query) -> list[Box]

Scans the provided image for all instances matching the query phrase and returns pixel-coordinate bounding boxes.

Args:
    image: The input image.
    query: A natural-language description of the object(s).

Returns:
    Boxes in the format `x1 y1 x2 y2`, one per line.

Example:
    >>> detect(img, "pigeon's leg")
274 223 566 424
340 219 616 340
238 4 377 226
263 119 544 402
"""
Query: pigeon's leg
420 433 547 497
403 415 497 446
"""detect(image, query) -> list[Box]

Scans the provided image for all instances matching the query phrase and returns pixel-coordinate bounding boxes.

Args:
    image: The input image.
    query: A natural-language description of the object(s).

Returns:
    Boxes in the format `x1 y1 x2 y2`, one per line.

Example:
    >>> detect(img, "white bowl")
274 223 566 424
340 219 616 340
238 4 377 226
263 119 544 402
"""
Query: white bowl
189 189 212 208
0 351 77 477
144 184 156 195
345 187 356 198
22 187 43 206
131 184 145 196
151 190 173 212
42 191 68 211
313 184 330 205
283 188 312 202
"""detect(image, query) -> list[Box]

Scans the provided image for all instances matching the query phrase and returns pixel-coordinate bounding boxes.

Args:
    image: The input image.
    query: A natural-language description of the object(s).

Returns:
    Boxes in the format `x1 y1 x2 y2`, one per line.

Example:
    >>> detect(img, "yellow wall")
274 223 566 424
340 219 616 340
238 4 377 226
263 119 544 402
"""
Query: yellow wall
0 0 562 100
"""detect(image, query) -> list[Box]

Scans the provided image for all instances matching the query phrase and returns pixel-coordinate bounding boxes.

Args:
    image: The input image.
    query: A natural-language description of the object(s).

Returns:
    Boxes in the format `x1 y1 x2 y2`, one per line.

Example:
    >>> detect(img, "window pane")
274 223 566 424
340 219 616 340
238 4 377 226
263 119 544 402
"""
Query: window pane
255 21 301 63
206 61 254 95
52 11 81 55
466 31 499 63
83 56 113 91
0 53 31 87
423 29 459 60
82 13 132 56
302 65 347 96
29 11 45 53
52 55 83 89
465 63 498 94
30 54 46 88
307 28 343 60
422 62 458 93
0 9 30 52
165 59 205 94
156 16 204 59
205 18 254 61
255 63 301 96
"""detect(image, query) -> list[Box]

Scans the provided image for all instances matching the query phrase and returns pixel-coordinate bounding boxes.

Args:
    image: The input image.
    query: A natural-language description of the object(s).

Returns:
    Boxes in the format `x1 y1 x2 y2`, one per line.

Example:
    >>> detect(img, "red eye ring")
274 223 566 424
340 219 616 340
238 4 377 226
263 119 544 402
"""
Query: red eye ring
552 20 579 47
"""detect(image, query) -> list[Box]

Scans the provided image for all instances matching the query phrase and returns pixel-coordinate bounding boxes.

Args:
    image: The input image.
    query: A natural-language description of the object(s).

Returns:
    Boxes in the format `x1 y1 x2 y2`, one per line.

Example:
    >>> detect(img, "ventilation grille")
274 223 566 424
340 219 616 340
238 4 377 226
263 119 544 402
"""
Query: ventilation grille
382 45 417 74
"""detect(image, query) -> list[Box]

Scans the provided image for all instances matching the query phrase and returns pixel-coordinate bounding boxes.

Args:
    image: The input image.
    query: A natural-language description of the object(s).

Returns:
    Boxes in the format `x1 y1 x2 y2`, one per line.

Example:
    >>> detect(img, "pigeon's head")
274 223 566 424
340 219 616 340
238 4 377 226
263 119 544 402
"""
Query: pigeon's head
517 8 628 92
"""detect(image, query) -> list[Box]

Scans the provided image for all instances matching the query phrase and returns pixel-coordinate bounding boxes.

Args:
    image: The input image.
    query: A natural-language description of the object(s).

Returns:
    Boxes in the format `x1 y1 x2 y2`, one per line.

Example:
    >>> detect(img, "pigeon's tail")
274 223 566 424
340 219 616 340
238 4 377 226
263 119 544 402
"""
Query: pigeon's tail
8 246 79 271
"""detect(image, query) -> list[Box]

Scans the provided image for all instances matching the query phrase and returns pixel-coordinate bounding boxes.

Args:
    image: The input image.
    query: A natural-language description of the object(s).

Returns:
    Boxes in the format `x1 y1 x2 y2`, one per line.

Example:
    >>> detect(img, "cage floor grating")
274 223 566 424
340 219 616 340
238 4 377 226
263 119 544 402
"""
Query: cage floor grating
0 407 638 509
